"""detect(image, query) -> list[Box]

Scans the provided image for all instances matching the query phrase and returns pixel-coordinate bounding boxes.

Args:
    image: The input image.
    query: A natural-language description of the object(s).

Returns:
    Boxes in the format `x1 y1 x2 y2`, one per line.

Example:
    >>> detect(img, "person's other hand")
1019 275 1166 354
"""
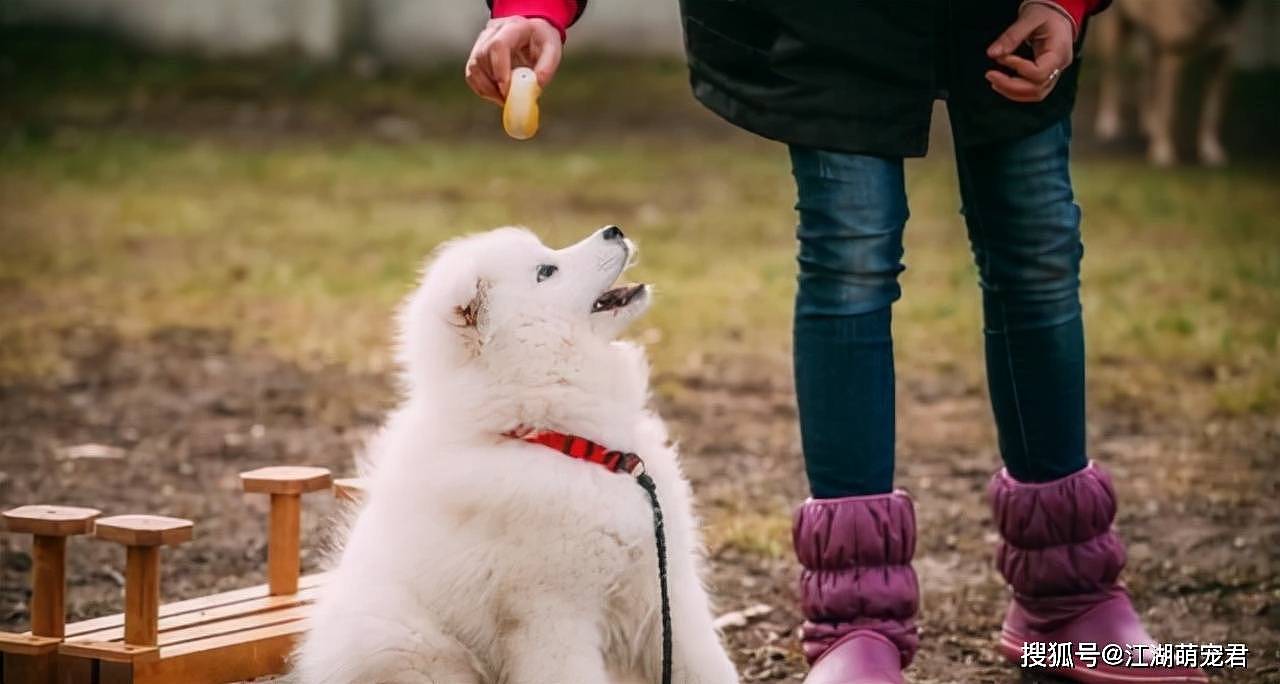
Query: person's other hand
465 16 562 106
985 3 1075 103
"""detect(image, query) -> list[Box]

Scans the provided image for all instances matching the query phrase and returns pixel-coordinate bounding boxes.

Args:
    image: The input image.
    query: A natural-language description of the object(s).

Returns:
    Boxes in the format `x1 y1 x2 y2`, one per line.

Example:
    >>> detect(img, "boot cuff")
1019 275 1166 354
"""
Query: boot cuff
989 462 1126 597
794 490 916 570
794 491 918 665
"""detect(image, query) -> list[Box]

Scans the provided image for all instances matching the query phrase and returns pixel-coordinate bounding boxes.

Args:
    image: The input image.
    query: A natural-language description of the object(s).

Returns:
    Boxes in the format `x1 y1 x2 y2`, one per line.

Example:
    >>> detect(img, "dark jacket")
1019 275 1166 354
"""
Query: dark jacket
680 0 1106 156
490 0 1109 156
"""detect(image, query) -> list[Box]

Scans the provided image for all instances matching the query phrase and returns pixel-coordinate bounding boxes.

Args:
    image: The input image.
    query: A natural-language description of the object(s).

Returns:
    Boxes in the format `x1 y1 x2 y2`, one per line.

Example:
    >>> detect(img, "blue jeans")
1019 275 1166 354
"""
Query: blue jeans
791 117 1088 498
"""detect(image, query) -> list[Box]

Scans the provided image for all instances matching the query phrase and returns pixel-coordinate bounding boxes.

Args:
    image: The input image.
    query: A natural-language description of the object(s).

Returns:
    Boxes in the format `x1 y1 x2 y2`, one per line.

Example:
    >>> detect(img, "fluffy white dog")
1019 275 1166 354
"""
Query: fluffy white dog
294 226 739 684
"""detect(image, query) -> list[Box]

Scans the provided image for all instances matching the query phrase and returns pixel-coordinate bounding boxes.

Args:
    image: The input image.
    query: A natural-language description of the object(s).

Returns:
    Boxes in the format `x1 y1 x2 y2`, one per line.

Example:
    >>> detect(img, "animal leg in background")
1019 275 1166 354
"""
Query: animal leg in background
1093 10 1128 141
1197 44 1233 167
1147 49 1185 167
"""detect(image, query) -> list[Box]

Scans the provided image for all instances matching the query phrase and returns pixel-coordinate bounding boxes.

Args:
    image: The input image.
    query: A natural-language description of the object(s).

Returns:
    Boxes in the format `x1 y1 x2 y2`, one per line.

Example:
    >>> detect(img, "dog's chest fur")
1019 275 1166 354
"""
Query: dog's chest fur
402 443 667 658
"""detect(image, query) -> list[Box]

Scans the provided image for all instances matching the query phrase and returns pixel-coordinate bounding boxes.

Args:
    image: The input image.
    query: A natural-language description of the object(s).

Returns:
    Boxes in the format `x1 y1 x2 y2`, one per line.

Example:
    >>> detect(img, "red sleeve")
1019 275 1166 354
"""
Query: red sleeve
1048 0 1110 27
491 0 580 41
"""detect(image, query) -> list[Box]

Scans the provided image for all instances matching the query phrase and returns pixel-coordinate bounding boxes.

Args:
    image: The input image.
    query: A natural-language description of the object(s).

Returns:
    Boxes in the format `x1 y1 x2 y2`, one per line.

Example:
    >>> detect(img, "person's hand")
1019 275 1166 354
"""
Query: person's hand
465 16 563 106
985 2 1076 103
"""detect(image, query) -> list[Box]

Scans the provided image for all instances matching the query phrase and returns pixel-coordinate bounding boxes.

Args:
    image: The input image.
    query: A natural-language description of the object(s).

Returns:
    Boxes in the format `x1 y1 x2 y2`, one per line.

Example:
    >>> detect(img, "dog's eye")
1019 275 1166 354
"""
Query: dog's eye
536 264 558 282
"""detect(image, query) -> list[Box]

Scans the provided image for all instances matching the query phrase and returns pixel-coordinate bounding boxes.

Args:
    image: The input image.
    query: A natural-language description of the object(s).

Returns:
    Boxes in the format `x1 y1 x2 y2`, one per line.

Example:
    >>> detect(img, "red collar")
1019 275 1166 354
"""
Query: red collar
507 427 645 477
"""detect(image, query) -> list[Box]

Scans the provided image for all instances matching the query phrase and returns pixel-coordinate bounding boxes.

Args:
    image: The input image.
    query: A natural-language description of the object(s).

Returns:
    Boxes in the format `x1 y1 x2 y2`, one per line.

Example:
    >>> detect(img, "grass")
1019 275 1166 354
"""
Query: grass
2 30 1278 420
708 512 794 560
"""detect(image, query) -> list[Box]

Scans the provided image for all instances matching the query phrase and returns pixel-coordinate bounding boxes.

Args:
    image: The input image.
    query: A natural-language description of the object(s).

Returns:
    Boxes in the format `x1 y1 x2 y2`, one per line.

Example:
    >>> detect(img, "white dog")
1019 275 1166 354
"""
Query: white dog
293 226 739 684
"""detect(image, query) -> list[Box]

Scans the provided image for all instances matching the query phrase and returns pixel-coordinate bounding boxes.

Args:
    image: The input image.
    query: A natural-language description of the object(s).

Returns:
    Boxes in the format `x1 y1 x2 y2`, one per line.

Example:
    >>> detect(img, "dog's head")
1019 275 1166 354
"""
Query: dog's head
397 226 651 419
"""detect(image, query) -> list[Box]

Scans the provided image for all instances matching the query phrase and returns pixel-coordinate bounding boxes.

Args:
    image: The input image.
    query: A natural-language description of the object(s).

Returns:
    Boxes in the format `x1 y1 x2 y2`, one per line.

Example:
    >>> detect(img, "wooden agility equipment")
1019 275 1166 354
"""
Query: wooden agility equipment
55 514 195 683
239 466 333 596
0 465 367 684
0 506 100 684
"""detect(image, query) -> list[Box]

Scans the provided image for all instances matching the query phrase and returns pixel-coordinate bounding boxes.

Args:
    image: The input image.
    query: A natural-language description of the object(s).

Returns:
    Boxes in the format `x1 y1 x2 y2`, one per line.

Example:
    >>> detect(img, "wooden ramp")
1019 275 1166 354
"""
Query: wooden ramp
1 468 371 684
57 574 325 684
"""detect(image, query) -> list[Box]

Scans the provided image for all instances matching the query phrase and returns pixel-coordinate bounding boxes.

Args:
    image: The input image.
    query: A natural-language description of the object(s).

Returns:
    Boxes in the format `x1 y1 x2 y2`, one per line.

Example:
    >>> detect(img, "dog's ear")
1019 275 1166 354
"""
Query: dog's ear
396 250 491 380
450 277 490 344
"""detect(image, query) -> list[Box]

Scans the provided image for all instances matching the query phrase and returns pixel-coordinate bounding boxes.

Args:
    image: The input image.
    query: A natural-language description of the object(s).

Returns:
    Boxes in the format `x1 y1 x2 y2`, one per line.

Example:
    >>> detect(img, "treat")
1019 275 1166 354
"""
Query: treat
502 67 541 140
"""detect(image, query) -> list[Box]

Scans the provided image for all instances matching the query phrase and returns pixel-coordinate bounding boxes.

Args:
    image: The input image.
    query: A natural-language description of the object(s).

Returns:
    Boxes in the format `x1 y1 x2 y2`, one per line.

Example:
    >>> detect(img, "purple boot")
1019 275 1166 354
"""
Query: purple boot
794 491 918 684
990 463 1208 683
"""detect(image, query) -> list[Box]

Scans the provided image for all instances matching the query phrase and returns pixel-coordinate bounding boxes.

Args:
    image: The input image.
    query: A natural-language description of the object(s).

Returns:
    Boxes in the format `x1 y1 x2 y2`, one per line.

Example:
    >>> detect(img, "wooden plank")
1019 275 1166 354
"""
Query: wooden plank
64 586 273 639
4 651 55 684
161 617 307 659
240 467 332 495
66 586 319 645
55 653 94 684
98 660 135 684
58 641 158 664
60 573 327 638
0 633 60 656
60 605 305 660
133 620 307 684
94 516 192 548
153 605 307 648
3 506 99 537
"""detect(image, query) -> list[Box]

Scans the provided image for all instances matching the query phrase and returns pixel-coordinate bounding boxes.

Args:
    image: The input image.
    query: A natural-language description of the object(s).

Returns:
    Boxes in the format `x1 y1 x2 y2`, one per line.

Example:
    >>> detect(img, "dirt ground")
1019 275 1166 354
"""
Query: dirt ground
1 326 1276 682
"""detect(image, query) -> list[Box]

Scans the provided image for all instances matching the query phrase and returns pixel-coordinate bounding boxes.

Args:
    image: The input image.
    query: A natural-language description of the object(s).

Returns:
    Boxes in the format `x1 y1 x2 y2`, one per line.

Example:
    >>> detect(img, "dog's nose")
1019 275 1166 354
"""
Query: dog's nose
602 225 624 241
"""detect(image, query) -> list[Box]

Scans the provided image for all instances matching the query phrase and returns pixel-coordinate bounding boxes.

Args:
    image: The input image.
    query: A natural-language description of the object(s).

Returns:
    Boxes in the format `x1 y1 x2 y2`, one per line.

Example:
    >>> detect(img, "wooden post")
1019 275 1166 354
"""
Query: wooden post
31 535 67 638
93 515 193 648
124 546 160 646
1 505 100 684
268 493 301 595
240 466 332 596
3 506 100 639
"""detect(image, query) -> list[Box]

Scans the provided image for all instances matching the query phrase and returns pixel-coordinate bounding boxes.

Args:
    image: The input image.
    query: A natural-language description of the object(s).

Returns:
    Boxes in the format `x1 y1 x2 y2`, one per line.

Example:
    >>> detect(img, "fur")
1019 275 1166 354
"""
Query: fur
292 226 739 684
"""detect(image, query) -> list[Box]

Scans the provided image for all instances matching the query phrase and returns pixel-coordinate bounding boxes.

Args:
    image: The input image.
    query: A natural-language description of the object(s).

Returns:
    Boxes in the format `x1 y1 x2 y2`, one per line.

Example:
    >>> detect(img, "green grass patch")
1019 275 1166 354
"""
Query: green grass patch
706 511 792 560
2 34 1277 416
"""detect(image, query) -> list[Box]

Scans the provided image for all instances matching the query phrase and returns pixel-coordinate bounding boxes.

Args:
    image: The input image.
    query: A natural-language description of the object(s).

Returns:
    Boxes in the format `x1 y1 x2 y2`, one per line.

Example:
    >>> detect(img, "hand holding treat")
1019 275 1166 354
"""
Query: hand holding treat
503 67 541 140
463 15 562 141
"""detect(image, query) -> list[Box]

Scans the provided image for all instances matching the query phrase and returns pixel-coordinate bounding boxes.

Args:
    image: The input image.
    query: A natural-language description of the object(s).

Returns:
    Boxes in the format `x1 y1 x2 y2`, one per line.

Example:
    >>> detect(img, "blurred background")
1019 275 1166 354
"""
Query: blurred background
1 1 1277 681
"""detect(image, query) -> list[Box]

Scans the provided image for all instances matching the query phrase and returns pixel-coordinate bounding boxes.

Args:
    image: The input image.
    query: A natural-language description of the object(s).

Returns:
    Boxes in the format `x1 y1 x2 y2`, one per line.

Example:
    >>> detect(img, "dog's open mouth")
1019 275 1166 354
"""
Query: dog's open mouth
592 283 646 313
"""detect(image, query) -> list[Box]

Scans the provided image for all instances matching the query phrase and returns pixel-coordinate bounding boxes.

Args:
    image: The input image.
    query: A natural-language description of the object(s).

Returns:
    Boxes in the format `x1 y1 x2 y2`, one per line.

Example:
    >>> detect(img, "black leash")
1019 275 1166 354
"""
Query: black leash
510 429 673 684
634 471 672 684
